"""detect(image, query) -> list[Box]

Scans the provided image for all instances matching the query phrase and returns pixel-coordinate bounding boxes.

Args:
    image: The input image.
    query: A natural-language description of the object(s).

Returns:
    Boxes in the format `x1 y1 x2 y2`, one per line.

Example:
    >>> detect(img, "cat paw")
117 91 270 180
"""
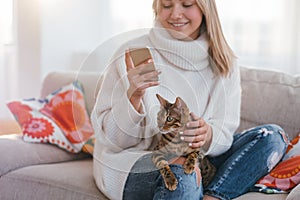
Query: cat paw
183 159 195 174
184 152 198 174
183 163 195 174
164 176 178 191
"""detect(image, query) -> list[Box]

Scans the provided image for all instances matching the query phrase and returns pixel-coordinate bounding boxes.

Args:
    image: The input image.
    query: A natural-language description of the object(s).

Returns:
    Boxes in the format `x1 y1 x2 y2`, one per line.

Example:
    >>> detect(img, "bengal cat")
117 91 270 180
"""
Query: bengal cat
152 94 216 191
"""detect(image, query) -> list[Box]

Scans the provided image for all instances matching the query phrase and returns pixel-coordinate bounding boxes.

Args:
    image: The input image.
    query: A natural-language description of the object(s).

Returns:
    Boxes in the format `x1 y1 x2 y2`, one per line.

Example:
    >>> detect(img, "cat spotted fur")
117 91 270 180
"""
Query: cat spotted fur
152 94 216 191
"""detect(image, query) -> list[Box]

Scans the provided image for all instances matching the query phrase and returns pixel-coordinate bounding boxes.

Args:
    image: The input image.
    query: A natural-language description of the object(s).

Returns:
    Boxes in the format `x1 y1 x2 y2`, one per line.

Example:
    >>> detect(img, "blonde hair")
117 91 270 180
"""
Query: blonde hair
152 0 236 76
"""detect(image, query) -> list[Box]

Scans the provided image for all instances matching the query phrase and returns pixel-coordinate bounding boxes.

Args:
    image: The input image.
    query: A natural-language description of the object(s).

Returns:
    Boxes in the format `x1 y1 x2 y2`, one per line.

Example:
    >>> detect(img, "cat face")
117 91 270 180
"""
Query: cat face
156 94 189 134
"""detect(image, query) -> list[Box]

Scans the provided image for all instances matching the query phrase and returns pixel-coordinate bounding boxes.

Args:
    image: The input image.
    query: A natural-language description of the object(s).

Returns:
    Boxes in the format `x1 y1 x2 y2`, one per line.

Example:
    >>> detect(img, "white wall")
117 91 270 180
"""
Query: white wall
16 0 41 98
2 0 298 120
1 0 152 119
1 0 116 119
39 0 153 77
40 0 113 76
217 0 300 74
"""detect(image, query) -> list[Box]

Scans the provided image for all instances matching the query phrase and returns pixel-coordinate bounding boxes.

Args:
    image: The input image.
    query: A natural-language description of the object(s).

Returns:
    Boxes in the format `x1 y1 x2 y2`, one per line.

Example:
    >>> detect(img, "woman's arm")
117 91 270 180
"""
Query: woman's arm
91 49 160 151
125 50 160 113
91 57 146 150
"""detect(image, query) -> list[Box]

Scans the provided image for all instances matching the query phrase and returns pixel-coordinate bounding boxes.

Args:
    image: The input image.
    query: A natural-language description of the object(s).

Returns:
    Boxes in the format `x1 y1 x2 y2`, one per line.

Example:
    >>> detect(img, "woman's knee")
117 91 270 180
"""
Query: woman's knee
261 124 289 147
242 124 288 150
257 124 289 171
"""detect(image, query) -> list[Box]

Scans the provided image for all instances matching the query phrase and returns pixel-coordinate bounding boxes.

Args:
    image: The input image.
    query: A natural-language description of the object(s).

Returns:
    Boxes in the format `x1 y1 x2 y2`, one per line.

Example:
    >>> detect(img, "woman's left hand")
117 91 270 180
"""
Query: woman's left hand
181 112 212 150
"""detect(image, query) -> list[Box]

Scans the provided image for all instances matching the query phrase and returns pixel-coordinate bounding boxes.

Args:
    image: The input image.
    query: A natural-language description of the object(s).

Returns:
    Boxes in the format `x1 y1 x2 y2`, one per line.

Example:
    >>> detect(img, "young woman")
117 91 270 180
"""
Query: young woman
91 0 288 199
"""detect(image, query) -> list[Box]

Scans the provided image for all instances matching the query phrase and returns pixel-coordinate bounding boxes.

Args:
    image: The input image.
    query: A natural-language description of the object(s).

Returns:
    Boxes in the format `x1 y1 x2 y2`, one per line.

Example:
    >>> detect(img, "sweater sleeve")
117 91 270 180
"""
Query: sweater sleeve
203 64 241 156
91 56 147 151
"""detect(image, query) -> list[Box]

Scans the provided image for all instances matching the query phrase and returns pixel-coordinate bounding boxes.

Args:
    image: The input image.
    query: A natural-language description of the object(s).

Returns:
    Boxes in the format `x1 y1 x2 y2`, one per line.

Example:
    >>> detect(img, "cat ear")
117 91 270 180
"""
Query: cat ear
175 97 189 115
174 97 187 109
175 97 190 123
156 94 168 107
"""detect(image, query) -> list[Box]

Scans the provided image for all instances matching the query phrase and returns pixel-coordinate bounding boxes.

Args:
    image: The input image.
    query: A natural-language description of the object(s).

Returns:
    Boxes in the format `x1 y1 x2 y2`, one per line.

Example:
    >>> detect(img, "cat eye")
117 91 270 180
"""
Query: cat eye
166 116 173 122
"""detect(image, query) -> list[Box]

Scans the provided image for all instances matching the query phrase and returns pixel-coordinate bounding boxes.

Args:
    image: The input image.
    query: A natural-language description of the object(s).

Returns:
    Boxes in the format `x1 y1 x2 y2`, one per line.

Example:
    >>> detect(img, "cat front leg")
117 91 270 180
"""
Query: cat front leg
160 164 178 191
152 152 178 191
183 151 199 174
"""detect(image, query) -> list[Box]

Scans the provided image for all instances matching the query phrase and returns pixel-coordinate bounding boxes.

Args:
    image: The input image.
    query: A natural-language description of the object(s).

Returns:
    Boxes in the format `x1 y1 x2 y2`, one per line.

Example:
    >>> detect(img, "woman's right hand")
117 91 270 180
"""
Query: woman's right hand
125 50 161 113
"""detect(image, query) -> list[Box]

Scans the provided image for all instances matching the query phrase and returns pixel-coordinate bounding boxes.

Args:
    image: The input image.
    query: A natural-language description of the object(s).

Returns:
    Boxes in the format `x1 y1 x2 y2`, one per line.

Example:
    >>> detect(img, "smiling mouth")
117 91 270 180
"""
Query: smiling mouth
168 22 189 28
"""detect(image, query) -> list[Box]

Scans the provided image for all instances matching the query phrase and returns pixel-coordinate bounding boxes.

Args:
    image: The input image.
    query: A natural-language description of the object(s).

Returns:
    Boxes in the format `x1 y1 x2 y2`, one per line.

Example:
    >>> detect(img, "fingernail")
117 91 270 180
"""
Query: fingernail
179 131 183 135
189 143 192 147
180 136 184 140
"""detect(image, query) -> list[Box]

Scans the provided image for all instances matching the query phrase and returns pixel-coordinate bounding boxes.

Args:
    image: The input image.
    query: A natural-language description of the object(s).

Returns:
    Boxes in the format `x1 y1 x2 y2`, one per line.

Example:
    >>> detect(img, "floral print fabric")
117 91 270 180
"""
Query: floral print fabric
7 81 94 154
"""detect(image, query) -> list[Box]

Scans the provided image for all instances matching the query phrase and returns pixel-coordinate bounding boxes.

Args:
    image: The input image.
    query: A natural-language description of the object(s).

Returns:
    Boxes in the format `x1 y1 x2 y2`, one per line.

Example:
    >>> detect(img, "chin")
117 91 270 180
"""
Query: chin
168 30 193 41
165 28 189 40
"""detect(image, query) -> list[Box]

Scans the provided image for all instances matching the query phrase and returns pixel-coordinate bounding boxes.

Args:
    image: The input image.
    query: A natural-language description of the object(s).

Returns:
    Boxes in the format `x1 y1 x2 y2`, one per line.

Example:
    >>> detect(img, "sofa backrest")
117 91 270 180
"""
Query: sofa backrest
237 67 300 139
41 66 300 139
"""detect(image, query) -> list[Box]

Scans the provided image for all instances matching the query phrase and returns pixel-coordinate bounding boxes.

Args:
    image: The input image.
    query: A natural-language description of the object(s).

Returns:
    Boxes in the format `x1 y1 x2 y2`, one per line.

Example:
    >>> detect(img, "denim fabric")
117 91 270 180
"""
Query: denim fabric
123 154 203 200
123 124 288 200
205 124 289 200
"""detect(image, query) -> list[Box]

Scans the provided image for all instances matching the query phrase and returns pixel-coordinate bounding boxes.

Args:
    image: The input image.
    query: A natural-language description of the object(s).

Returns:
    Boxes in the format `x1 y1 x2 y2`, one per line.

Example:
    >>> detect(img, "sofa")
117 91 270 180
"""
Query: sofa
0 65 299 200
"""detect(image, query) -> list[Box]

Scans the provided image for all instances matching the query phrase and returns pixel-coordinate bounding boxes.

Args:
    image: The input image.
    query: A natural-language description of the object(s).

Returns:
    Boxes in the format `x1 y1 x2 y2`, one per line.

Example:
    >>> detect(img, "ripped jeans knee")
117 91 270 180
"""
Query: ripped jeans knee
257 124 289 171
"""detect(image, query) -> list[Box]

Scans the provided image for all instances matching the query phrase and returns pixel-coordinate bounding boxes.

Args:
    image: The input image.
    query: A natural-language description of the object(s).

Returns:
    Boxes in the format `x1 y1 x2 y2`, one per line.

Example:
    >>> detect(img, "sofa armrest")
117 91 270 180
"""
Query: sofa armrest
0 134 90 177
287 184 300 200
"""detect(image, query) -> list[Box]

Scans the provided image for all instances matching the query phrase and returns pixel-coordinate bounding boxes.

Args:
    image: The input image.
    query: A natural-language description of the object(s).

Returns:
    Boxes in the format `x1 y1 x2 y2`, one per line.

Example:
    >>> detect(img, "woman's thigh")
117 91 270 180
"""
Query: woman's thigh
123 154 203 200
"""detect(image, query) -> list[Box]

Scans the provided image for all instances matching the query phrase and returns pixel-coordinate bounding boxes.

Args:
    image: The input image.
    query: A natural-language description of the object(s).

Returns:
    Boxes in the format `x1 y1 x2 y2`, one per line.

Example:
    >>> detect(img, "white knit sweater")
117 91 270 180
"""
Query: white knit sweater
91 23 241 200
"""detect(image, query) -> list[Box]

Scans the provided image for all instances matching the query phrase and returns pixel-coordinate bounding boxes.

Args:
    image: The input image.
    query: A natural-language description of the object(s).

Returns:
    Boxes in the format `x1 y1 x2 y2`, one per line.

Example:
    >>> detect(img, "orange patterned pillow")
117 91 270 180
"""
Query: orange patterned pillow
255 133 300 193
7 81 94 153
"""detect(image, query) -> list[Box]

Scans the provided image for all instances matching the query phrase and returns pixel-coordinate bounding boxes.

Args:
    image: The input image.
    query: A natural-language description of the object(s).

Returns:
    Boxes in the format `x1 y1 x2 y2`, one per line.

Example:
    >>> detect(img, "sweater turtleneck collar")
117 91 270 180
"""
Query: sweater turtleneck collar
149 20 210 71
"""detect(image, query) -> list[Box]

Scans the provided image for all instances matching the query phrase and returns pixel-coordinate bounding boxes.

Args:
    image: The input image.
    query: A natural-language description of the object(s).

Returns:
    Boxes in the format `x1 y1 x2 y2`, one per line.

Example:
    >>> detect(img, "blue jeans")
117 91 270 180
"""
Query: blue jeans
123 124 288 200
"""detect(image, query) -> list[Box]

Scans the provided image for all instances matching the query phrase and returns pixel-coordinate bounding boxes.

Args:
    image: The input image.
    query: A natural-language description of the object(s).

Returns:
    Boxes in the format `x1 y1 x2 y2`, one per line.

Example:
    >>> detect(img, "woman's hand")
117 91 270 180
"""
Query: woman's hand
181 112 212 151
125 50 161 113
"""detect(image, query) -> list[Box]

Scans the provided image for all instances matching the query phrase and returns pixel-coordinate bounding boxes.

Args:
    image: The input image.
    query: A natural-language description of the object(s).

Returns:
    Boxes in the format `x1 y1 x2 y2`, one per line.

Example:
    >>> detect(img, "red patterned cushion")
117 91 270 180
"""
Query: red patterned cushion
256 133 300 192
7 81 94 153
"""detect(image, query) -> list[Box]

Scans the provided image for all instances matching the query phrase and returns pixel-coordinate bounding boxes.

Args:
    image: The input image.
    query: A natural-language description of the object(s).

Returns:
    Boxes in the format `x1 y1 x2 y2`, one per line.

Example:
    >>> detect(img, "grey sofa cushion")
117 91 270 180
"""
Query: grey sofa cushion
0 134 90 177
0 159 290 200
287 184 300 200
0 159 107 200
234 192 287 200
238 67 300 139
